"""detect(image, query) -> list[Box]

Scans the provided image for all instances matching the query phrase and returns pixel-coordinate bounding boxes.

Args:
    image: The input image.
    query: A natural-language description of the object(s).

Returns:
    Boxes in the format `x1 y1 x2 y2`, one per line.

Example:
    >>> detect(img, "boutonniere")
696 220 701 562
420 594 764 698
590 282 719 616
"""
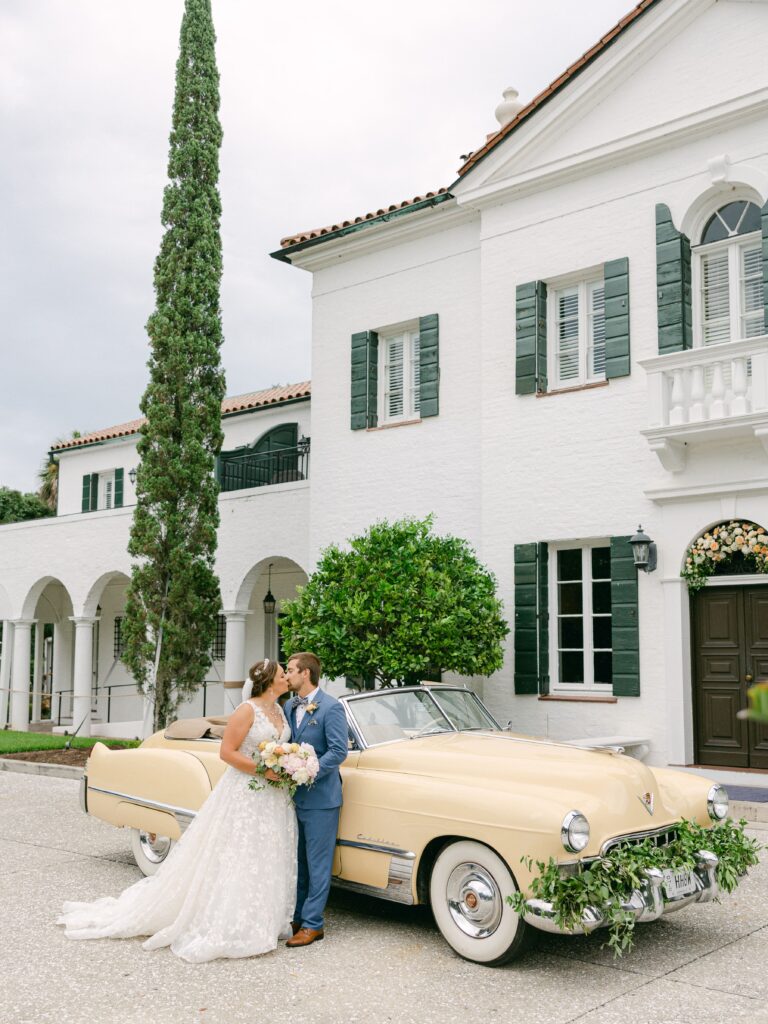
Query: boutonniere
305 702 319 715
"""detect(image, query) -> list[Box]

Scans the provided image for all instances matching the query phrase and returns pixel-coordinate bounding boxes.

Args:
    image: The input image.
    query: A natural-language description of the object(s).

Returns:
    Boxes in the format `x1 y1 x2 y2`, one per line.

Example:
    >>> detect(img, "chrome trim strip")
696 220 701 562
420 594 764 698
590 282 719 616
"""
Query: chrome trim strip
88 785 197 825
337 838 416 859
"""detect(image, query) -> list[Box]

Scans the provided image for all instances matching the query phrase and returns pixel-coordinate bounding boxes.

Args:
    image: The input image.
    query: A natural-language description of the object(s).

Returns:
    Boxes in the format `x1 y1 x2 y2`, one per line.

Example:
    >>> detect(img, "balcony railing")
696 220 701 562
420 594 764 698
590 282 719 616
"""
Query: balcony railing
639 335 768 472
217 439 310 493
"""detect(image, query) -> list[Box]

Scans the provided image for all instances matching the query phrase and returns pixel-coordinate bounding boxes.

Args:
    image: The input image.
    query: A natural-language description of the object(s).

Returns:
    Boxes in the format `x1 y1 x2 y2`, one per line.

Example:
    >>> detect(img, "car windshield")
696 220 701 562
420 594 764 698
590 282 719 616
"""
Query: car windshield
347 688 499 746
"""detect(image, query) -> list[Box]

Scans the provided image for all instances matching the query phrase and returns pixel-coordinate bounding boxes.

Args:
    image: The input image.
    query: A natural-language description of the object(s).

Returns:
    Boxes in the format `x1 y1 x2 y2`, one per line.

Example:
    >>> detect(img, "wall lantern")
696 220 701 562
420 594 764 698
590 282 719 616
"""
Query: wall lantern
128 467 138 485
630 525 657 573
262 563 276 615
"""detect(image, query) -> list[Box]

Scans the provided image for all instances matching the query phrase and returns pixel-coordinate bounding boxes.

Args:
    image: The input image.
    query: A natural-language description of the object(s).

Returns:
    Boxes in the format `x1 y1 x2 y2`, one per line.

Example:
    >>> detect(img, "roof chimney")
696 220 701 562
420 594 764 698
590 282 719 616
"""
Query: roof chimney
494 86 524 129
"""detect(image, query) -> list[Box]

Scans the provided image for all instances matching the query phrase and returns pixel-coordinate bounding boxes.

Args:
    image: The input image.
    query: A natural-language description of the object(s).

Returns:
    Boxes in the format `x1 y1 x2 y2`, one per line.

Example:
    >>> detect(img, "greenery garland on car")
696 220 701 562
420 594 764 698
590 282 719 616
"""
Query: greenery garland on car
681 520 768 592
509 819 761 956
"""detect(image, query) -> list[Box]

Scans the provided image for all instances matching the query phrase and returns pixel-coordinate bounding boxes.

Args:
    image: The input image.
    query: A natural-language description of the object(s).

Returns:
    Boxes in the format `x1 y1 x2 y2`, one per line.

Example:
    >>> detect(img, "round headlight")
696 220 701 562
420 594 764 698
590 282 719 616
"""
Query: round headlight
707 784 729 821
561 810 590 853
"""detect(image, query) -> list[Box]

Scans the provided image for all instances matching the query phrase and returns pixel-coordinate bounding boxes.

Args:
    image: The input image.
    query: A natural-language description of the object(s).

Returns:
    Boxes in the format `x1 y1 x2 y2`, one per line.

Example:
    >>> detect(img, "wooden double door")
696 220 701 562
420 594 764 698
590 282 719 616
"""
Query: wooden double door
693 586 768 768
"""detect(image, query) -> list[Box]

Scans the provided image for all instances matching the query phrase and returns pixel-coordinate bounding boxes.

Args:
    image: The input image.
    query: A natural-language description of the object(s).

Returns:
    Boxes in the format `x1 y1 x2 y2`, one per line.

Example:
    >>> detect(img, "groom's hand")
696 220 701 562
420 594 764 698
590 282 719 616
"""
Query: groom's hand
263 768 281 782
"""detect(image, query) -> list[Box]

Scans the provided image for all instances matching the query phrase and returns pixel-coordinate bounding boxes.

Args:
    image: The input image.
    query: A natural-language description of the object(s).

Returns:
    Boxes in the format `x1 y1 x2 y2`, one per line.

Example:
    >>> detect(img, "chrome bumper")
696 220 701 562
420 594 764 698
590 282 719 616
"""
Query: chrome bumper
523 849 719 936
79 774 88 814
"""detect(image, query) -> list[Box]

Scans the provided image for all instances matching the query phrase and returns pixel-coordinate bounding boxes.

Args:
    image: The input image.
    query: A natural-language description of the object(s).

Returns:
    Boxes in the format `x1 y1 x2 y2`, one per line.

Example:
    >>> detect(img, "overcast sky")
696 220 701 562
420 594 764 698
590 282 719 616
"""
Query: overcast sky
0 0 635 493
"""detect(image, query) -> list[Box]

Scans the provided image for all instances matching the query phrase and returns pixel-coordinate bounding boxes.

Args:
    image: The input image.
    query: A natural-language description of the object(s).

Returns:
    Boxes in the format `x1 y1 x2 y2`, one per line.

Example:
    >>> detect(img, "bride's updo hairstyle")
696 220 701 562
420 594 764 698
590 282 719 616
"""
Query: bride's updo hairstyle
247 659 278 697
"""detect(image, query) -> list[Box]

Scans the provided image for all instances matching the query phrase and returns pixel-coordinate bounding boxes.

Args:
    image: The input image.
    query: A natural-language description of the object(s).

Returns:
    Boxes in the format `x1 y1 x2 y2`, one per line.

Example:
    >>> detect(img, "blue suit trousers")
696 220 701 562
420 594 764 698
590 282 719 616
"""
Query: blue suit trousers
294 804 340 930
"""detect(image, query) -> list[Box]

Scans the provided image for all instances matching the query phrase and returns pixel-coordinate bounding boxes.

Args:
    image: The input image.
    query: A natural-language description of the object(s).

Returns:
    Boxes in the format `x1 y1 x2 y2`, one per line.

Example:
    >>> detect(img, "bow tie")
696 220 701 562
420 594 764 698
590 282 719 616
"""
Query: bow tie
293 696 309 707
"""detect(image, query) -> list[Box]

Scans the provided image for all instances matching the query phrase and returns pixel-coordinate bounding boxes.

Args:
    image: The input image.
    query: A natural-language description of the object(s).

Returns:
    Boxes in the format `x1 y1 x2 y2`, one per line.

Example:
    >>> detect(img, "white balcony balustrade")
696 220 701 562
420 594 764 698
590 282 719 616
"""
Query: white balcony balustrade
639 335 768 472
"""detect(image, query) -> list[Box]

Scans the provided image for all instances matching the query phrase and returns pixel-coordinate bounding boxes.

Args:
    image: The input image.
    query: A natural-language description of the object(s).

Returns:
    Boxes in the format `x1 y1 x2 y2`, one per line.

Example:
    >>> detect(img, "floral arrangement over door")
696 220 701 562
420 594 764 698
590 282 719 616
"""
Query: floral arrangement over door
682 520 768 592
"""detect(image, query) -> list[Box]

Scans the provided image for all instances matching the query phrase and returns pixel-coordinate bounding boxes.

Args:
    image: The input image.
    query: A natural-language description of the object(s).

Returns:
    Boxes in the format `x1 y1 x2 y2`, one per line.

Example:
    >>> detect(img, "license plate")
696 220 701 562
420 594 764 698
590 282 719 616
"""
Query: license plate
662 868 696 900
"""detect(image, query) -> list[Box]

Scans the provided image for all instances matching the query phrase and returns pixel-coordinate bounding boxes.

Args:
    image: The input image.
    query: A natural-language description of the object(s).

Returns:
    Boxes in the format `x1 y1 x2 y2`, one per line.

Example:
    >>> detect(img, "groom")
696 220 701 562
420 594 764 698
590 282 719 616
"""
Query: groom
285 651 348 947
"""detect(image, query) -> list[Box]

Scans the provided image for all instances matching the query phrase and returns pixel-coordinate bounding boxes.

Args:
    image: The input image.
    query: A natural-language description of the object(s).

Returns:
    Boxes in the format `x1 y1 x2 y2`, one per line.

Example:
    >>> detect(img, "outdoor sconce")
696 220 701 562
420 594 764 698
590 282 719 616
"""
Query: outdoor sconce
630 525 657 573
262 563 276 615
128 467 138 485
297 434 310 453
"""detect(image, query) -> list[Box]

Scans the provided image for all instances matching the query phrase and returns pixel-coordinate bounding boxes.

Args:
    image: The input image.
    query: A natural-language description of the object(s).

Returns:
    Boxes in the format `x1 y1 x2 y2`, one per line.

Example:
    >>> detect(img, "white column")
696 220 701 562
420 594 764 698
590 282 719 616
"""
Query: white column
71 617 98 738
222 610 251 713
662 578 694 766
52 619 73 726
10 620 35 732
0 620 13 728
31 624 43 722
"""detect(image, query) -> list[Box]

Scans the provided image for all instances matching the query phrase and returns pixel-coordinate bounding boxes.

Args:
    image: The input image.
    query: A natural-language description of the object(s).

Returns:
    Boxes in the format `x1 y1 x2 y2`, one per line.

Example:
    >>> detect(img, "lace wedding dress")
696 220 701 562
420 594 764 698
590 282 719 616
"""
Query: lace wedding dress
58 701 297 963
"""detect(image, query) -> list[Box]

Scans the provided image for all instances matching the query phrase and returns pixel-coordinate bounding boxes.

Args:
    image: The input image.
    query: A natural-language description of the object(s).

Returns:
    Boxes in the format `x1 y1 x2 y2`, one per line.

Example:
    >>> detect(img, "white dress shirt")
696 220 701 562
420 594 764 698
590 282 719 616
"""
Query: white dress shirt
295 687 319 729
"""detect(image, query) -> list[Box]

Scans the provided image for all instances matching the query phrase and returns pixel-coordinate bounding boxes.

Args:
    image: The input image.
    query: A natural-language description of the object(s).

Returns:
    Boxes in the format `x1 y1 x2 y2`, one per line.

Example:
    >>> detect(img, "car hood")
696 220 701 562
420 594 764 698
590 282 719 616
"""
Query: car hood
356 730 684 831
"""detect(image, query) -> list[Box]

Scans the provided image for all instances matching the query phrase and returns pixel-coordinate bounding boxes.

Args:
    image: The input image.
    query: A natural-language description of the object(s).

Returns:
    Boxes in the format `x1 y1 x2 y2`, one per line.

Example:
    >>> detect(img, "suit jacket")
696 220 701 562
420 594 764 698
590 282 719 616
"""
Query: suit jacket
288 689 348 809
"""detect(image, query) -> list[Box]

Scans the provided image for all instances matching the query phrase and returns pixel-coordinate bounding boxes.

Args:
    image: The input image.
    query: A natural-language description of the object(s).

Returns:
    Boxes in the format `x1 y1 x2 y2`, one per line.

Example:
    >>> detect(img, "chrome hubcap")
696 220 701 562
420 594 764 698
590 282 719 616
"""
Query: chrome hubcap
138 831 172 864
446 861 503 937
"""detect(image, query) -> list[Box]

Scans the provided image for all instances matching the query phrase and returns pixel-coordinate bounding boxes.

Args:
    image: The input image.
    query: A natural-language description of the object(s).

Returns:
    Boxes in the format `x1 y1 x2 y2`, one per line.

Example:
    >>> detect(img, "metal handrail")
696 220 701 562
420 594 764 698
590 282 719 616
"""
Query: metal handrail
3 678 219 727
218 441 310 493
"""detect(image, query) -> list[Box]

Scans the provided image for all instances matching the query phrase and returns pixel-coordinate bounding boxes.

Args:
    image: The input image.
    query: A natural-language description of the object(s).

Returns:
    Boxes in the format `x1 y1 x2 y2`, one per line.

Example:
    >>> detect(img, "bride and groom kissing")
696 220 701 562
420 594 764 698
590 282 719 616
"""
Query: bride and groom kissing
59 652 350 963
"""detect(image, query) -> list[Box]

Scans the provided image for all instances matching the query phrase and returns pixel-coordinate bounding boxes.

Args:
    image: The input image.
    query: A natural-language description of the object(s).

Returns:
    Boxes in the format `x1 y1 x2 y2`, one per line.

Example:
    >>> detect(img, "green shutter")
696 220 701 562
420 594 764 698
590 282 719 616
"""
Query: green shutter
655 204 692 354
516 281 547 395
514 542 548 694
418 313 439 418
610 535 640 697
350 330 378 430
90 473 99 511
114 468 124 508
81 474 91 513
762 200 768 331
604 258 630 379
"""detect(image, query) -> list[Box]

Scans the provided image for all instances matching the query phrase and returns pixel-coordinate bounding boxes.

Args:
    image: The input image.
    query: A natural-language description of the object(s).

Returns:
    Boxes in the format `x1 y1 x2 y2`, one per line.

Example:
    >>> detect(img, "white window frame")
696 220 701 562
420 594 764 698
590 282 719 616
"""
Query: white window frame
377 323 421 425
692 231 763 348
547 272 606 389
549 541 613 695
99 470 116 510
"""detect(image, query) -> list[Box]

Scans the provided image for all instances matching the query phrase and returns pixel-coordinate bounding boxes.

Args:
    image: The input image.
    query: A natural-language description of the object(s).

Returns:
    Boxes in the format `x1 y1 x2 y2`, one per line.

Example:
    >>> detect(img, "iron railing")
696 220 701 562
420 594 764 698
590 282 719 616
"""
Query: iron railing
217 439 310 493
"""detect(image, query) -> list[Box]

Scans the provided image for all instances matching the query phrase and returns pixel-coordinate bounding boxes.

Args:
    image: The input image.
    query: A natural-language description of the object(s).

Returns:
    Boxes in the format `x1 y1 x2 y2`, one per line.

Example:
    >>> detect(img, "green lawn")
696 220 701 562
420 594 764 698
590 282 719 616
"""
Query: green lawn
0 730 140 753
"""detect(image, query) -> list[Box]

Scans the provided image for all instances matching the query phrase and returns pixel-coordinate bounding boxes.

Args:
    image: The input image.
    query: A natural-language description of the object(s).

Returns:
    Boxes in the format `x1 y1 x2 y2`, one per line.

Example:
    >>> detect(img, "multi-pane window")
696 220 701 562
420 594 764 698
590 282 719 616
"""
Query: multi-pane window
554 545 612 692
551 279 605 388
99 471 115 510
211 614 227 661
697 201 763 345
113 616 124 659
380 329 421 423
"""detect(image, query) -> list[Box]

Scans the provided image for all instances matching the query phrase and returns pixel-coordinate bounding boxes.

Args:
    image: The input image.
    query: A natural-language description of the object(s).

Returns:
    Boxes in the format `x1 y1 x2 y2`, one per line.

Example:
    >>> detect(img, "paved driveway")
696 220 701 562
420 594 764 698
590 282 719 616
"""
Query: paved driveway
1 772 767 1024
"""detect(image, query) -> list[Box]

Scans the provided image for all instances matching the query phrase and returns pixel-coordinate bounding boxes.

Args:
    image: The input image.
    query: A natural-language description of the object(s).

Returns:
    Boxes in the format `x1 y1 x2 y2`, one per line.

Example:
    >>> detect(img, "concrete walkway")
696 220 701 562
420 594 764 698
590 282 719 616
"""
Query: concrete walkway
1 772 767 1024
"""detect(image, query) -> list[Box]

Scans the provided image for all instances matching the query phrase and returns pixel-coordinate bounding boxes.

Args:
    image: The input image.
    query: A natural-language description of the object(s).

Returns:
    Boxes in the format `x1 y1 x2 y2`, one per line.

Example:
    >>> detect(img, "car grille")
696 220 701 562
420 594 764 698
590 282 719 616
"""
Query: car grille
601 825 680 857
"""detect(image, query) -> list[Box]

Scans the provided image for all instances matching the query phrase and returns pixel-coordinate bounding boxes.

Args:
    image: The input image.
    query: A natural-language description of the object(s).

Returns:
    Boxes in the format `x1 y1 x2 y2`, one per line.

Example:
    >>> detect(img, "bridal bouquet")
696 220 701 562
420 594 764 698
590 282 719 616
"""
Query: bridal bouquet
249 741 320 796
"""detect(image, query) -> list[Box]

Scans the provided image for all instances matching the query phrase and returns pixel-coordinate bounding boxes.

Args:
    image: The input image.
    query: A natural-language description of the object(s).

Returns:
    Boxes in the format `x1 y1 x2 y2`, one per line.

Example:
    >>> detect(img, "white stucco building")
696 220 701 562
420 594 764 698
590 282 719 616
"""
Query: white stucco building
2 0 768 778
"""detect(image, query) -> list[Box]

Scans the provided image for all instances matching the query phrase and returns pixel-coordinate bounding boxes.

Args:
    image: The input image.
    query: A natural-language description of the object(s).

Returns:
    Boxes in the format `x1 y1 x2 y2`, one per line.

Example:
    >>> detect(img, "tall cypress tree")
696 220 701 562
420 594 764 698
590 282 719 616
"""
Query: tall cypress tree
122 0 226 731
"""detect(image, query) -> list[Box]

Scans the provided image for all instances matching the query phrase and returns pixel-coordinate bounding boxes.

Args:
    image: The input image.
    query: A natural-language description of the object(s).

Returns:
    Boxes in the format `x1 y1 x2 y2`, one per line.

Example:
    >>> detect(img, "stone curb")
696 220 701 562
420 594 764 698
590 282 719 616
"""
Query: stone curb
1 759 766 823
0 758 84 781
731 800 768 824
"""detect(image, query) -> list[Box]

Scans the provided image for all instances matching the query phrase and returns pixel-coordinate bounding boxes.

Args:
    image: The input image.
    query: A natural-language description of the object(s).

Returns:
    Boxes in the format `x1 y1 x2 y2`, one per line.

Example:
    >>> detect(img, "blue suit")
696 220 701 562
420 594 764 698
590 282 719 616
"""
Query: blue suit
288 689 348 930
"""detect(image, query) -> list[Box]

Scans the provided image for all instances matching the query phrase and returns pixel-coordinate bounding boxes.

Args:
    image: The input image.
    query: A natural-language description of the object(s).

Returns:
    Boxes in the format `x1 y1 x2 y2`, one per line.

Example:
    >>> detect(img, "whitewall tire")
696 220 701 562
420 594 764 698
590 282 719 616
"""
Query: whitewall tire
130 828 175 876
429 840 531 966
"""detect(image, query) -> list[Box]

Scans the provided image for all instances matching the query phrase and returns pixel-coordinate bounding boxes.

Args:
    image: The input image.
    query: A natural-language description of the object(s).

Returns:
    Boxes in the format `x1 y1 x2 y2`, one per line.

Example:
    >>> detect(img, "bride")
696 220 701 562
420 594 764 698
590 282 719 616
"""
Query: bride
58 659 297 962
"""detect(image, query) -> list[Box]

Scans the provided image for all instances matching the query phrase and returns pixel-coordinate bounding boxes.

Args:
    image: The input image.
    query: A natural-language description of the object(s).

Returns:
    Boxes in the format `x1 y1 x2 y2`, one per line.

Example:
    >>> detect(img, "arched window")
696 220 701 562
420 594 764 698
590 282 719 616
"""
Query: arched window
696 201 763 345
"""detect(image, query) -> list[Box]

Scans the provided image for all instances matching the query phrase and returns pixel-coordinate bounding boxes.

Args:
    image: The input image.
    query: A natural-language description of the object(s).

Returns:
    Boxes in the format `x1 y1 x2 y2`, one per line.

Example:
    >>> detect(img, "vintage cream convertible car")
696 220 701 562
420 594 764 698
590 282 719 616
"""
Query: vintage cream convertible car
81 684 729 965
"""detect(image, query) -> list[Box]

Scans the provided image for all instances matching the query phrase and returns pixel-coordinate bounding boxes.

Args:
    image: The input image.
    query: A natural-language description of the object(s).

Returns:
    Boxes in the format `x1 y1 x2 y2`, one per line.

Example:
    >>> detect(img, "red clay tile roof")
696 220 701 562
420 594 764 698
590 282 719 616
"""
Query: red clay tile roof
279 189 452 249
51 382 312 452
276 0 659 255
457 0 658 178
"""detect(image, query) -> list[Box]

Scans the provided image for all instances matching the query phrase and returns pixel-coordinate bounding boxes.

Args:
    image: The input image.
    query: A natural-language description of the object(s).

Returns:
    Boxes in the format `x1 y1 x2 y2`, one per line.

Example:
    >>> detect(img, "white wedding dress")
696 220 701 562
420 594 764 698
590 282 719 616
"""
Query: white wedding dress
58 701 297 962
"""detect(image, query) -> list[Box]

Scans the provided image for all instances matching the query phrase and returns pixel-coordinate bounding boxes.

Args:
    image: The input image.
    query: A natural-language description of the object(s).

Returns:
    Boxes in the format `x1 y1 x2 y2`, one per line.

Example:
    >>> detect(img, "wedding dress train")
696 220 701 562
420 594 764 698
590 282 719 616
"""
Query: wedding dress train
58 702 297 962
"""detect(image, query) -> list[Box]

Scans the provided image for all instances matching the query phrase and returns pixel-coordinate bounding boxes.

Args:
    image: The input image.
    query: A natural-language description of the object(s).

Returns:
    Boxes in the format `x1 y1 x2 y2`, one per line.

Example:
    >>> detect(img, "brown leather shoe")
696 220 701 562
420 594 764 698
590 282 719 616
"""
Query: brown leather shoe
290 921 302 936
286 927 324 947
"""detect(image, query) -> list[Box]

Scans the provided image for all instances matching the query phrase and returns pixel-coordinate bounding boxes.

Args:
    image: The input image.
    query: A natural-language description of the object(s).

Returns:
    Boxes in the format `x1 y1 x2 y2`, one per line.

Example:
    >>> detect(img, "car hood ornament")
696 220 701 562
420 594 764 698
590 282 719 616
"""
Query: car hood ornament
638 791 655 816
